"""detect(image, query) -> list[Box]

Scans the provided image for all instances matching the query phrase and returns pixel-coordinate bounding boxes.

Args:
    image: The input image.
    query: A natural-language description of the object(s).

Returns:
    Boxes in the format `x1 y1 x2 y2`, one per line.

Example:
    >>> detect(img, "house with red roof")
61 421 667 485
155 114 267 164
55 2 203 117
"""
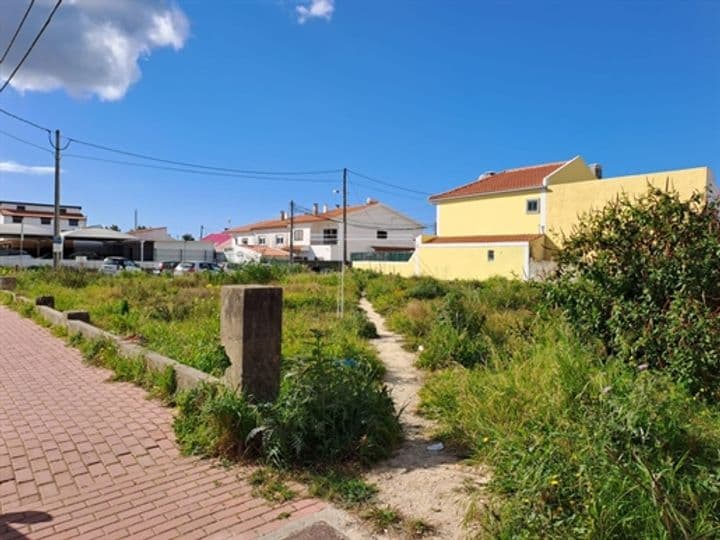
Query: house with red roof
355 155 715 280
218 200 424 263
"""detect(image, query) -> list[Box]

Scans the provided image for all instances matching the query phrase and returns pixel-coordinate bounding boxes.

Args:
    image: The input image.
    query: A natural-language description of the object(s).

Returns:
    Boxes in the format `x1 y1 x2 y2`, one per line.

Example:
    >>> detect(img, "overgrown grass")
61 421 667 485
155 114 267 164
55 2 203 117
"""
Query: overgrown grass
421 320 720 537
73 335 178 404
356 269 720 537
360 272 540 369
172 337 401 468
10 266 381 377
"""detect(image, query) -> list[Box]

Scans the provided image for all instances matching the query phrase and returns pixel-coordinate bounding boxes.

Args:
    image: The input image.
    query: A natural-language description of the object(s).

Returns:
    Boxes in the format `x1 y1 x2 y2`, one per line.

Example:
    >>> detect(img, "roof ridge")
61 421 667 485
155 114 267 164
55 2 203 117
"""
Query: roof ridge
497 160 567 174
429 159 569 201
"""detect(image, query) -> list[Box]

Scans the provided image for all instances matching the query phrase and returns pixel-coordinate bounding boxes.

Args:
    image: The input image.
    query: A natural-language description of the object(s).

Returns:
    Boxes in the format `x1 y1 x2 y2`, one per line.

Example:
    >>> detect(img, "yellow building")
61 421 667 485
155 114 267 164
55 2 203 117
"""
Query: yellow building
354 156 715 280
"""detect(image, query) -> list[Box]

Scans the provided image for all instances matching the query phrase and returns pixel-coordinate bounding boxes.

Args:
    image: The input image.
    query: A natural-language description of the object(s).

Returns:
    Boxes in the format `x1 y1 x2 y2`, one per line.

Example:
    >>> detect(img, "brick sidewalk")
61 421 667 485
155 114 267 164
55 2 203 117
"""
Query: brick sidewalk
0 307 326 539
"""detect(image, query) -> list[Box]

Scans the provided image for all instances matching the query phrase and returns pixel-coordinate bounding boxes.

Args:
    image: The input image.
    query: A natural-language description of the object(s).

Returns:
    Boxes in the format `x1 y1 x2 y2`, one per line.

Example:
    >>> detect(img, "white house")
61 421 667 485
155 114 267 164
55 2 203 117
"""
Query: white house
0 200 87 233
224 200 424 263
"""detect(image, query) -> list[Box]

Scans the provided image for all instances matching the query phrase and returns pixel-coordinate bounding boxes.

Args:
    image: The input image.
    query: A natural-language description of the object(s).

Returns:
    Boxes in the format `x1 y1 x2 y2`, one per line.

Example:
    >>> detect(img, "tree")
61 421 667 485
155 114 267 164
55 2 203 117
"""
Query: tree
182 233 195 241
548 187 720 400
106 224 121 232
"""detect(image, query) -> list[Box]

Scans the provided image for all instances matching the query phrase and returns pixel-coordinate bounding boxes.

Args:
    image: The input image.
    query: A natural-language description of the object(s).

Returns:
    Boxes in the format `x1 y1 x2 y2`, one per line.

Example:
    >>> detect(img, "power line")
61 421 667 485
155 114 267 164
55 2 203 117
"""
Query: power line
0 0 36 64
63 152 338 183
349 179 429 202
349 169 431 196
0 0 63 94
0 106 50 133
0 127 52 153
66 136 342 176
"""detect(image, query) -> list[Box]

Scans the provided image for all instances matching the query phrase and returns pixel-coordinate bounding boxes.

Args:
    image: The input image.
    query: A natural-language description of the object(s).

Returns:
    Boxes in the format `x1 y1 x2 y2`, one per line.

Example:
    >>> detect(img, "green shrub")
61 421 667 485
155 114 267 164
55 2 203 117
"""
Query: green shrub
405 277 447 300
417 290 490 369
261 352 401 467
174 383 261 459
173 348 401 468
548 188 720 400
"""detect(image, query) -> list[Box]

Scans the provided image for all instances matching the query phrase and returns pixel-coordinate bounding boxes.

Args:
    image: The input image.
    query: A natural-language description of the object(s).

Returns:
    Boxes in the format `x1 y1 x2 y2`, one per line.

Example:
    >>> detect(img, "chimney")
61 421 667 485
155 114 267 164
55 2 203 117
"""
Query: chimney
366 197 378 205
280 210 287 220
312 203 319 215
322 204 328 213
589 163 603 179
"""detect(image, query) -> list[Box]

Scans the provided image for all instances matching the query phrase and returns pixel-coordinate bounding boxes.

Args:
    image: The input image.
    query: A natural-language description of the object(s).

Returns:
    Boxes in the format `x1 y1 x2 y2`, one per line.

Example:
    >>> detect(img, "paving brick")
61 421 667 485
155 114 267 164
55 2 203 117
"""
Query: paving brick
0 306 327 539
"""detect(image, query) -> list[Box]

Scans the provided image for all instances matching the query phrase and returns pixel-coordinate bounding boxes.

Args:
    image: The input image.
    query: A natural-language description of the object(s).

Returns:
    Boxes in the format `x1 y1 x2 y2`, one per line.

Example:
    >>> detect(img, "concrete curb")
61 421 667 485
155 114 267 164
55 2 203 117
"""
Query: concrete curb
2 291 220 391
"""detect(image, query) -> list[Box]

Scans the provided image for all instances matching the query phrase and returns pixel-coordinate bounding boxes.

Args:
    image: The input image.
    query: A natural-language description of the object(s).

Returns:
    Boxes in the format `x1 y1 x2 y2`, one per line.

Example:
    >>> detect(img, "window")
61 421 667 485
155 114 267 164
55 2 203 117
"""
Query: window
258 236 266 245
60 208 67 215
16 205 25 211
275 235 284 245
487 249 495 262
293 229 303 241
12 216 23 224
376 230 388 239
41 217 51 225
241 237 249 245
526 199 540 214
323 228 338 245
69 219 79 227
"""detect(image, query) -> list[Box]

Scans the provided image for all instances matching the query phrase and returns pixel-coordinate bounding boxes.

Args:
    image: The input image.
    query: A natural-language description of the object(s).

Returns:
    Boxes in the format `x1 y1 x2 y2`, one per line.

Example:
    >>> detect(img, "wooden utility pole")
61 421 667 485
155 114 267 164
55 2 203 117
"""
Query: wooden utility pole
289 200 295 265
52 129 61 270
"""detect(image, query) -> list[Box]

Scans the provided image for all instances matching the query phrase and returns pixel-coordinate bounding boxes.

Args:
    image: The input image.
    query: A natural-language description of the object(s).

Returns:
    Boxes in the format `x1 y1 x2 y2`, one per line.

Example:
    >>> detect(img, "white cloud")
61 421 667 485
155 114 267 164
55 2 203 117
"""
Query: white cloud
296 0 335 23
0 161 55 175
0 0 190 101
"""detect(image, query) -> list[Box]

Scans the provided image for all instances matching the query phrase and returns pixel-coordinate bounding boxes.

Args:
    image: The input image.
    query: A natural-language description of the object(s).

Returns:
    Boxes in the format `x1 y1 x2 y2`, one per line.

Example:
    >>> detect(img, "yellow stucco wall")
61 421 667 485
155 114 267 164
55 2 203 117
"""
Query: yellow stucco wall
415 244 527 280
353 260 416 277
436 190 543 236
546 167 711 242
548 156 596 184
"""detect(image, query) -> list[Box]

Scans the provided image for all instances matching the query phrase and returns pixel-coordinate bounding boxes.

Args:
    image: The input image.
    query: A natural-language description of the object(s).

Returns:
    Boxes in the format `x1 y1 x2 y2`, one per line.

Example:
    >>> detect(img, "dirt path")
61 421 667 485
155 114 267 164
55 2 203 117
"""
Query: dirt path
360 299 487 539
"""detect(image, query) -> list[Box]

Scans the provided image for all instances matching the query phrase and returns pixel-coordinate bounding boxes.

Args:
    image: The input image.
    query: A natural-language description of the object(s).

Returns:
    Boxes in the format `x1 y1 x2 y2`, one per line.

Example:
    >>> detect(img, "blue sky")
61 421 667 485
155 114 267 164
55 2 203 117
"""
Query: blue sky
0 0 718 237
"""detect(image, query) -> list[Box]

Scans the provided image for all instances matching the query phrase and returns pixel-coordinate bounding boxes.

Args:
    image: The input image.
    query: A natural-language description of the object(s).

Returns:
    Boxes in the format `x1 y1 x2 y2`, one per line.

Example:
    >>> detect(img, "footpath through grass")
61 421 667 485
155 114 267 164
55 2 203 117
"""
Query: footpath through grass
359 272 720 538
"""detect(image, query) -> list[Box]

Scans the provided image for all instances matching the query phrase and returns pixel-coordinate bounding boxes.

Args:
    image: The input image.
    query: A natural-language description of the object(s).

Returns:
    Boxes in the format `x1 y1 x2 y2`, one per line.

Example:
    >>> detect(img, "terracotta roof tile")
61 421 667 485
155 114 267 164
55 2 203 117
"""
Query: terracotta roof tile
429 161 567 202
424 234 543 244
228 202 378 234
0 209 85 219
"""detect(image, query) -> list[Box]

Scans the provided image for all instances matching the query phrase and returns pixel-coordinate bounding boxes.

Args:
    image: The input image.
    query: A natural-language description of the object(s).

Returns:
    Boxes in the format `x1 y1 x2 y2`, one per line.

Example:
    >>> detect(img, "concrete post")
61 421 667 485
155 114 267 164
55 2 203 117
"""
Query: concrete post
220 285 282 402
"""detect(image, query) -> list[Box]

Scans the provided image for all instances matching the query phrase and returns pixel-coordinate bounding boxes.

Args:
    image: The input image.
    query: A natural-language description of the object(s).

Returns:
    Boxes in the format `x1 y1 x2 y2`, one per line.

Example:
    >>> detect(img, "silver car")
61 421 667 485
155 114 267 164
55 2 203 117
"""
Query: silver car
100 257 142 275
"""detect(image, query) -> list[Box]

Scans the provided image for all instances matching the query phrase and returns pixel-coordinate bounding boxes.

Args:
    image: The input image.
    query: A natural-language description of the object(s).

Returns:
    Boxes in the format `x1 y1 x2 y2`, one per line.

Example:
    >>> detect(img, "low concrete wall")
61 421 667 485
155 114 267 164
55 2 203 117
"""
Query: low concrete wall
4 293 219 392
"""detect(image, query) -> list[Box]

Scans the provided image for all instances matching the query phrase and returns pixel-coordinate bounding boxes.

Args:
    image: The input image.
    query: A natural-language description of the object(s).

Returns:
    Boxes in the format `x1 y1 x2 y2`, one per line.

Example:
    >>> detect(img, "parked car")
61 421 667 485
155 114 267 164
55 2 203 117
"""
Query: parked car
152 260 180 275
173 261 223 275
100 257 142 275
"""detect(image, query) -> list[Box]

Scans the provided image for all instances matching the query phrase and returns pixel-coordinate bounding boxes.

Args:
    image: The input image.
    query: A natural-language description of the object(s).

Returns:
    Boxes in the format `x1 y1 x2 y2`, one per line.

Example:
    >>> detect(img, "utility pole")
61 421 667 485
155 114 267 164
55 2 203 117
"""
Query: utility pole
340 168 348 317
52 129 61 270
134 209 138 230
200 225 205 240
289 200 294 265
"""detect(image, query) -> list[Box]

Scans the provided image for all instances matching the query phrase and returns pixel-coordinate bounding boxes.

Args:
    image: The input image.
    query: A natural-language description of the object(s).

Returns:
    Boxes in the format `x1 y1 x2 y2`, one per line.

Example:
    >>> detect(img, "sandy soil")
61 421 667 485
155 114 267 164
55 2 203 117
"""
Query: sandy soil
360 299 488 540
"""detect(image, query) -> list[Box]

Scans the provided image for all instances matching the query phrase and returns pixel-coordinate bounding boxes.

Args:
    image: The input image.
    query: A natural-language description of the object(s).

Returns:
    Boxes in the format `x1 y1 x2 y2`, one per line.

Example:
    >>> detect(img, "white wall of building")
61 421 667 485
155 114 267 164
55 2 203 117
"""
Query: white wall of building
229 203 423 262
